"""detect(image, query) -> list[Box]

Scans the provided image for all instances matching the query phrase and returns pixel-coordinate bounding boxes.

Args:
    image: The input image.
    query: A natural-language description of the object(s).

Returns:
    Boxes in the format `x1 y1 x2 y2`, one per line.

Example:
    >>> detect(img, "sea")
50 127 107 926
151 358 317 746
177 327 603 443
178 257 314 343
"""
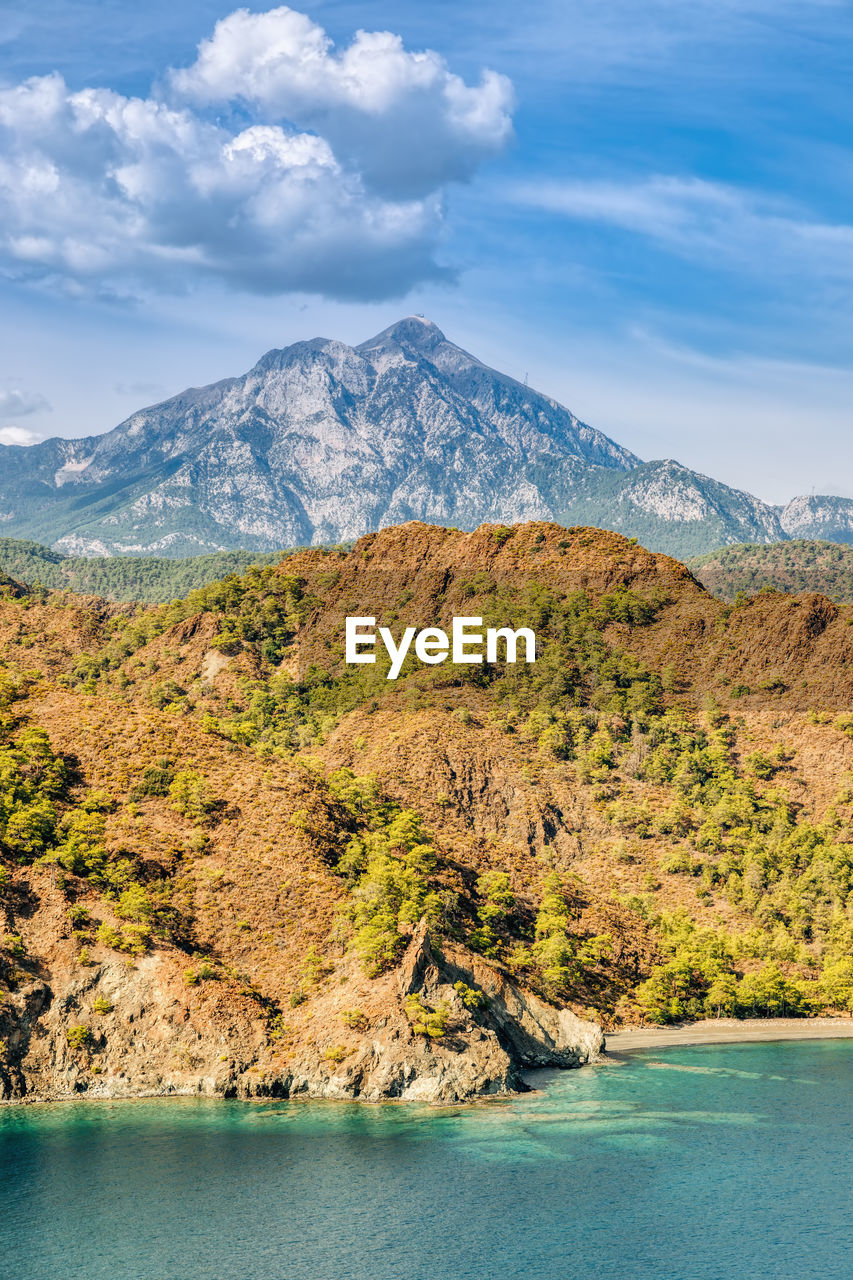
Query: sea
2 1040 851 1280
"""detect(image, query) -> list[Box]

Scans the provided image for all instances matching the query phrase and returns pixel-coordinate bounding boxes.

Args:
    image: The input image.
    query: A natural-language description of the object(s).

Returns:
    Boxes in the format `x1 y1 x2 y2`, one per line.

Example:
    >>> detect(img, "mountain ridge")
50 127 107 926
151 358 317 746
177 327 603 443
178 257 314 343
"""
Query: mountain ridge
1 316 851 558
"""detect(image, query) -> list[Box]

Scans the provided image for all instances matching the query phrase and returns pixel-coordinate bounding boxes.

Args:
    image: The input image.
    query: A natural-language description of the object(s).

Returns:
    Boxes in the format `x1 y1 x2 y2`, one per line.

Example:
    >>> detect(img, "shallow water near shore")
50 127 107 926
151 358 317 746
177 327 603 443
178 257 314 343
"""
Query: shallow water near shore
2 1039 852 1280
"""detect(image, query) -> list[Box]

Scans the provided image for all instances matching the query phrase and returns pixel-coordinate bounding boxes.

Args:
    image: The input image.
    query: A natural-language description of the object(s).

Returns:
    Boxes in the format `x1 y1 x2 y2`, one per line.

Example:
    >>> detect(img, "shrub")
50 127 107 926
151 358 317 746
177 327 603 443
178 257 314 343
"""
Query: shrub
834 715 853 739
404 993 450 1038
340 1008 369 1030
93 995 112 1015
128 758 174 801
66 1024 91 1050
299 946 328 987
659 849 696 875
169 770 215 823
115 883 153 923
744 751 777 780
475 871 515 928
453 981 487 1010
120 923 152 956
96 922 123 950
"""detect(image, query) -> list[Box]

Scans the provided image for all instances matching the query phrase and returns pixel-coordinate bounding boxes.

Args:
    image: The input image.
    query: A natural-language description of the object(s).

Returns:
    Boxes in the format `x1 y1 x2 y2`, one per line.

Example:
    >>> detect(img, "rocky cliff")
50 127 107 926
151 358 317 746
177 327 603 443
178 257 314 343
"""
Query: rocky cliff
2 902 602 1104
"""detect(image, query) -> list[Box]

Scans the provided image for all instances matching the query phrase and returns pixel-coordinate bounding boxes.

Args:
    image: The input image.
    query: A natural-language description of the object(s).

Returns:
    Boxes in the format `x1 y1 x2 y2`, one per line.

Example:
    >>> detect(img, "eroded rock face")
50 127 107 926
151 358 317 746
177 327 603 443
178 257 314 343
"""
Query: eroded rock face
2 919 602 1106
0 952 266 1103
240 925 603 1105
443 951 605 1070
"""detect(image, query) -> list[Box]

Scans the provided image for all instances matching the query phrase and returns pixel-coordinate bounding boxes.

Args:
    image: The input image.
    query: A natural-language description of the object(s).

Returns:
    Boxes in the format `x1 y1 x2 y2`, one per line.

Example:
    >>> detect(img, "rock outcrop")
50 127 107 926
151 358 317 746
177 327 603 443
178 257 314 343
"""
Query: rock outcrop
1 917 602 1105
220 925 602 1104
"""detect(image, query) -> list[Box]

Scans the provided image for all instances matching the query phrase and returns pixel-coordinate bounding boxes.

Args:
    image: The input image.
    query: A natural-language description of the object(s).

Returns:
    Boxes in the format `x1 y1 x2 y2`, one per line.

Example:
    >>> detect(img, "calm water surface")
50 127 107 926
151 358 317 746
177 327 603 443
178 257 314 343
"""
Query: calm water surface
2 1040 852 1280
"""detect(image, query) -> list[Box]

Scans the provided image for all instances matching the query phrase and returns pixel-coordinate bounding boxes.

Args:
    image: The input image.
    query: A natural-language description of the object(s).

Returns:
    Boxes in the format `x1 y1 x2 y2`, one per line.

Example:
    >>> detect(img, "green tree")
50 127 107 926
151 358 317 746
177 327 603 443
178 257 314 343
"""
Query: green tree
169 770 215 822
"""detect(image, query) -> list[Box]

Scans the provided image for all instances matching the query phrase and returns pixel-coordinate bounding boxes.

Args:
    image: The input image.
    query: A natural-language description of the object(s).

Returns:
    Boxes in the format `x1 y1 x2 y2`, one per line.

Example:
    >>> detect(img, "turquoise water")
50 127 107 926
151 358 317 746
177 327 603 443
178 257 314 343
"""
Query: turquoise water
2 1040 852 1280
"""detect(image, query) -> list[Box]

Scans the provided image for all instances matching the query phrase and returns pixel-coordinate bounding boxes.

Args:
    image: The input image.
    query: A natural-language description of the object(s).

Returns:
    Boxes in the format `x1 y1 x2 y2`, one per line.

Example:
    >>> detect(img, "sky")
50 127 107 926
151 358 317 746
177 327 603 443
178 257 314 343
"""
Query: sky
1 0 853 504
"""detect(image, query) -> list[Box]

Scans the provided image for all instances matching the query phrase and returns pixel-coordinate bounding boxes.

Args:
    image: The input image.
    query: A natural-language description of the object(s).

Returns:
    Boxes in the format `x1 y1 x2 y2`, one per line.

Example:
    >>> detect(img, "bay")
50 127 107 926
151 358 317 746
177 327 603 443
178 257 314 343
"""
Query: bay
2 1040 852 1280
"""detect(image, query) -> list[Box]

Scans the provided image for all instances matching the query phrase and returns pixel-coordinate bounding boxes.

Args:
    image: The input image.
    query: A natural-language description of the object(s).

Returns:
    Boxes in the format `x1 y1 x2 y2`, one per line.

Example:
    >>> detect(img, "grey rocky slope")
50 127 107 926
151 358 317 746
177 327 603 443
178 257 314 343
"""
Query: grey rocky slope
0 316 850 559
0 317 636 557
779 495 853 543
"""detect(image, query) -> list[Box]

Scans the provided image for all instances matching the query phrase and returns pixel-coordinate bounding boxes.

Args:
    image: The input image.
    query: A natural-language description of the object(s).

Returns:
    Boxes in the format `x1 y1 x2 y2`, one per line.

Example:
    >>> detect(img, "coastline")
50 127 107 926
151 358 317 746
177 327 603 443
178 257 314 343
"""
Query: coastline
604 1017 853 1054
5 1019 853 1109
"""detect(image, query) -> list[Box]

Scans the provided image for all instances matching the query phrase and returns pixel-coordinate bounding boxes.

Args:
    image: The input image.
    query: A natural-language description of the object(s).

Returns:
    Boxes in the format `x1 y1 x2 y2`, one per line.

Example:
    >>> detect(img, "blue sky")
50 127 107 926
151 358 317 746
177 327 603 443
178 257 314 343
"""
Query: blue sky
1 0 853 503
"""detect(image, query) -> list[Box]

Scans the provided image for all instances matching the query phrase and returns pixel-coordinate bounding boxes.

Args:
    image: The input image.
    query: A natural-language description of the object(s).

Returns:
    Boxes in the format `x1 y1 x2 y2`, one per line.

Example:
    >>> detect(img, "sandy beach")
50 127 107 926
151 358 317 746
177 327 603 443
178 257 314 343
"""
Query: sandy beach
604 1017 853 1054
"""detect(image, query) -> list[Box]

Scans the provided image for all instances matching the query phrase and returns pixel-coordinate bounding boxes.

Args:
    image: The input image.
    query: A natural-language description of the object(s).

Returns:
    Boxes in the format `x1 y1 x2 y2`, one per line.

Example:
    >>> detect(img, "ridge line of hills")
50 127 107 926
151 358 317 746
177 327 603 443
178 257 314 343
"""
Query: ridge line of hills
5 531 853 606
2 316 852 560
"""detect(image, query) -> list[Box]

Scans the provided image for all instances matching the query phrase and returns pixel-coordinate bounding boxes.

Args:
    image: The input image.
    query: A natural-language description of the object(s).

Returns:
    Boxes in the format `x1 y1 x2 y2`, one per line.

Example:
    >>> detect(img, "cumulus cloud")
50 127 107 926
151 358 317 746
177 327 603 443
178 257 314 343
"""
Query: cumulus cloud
0 387 50 418
0 8 513 300
0 426 42 446
170 7 514 199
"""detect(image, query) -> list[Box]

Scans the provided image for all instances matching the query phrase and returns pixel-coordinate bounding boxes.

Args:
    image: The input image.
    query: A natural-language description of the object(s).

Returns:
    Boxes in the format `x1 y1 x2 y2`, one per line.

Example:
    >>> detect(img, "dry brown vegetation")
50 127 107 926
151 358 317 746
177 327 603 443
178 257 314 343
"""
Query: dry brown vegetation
3 520 853 1100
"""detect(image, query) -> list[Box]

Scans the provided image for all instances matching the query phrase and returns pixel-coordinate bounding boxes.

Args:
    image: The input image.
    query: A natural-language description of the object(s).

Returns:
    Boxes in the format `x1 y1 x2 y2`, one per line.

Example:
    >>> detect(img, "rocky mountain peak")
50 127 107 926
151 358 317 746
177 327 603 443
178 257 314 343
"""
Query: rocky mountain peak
357 314 448 358
250 336 356 376
1 317 852 559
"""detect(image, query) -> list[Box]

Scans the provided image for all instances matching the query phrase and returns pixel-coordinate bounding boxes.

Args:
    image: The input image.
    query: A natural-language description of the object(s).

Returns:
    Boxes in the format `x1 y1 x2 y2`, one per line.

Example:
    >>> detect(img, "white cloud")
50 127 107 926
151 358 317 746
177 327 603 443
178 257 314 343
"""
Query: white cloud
0 8 514 301
170 7 514 199
0 426 42 446
517 175 853 279
0 387 50 418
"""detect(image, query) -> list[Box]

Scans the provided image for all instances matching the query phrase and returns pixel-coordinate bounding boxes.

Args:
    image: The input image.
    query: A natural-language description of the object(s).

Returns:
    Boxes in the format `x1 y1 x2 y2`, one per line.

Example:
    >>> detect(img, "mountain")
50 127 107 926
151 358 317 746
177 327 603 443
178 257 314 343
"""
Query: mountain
4 520 853 1103
778 495 853 543
559 459 786 559
0 317 637 557
1 316 851 558
690 539 853 603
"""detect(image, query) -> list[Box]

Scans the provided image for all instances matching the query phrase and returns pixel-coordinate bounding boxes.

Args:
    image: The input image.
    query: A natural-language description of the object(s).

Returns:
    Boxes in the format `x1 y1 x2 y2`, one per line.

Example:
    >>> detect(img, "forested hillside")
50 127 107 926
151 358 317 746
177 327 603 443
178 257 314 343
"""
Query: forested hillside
3 521 853 1103
690 540 853 603
0 539 294 602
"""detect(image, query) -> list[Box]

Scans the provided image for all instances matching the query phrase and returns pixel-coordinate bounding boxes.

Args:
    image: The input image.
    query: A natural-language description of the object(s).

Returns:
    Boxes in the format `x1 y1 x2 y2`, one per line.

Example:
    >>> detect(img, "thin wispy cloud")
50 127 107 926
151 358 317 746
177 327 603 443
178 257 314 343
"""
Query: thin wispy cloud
517 176 853 283
0 6 514 301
